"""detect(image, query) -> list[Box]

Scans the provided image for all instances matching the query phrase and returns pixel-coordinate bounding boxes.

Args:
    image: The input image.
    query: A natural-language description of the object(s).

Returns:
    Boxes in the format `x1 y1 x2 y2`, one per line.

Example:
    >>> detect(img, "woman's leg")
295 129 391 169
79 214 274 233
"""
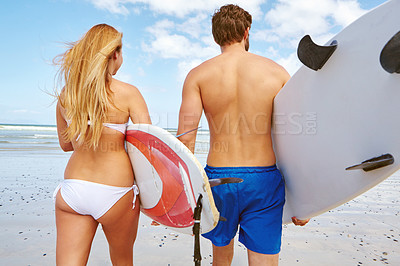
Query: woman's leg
55 191 98 266
98 190 140 266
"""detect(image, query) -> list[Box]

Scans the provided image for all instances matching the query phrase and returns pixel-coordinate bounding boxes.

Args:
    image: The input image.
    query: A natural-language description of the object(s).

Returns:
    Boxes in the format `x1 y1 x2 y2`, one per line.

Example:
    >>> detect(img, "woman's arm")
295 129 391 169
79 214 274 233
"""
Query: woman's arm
56 100 74 152
127 85 152 124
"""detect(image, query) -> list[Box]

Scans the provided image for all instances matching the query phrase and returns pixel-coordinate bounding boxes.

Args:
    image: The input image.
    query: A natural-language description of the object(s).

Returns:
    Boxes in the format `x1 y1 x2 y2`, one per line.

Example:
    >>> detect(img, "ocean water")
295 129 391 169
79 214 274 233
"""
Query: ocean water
0 124 60 156
0 124 209 164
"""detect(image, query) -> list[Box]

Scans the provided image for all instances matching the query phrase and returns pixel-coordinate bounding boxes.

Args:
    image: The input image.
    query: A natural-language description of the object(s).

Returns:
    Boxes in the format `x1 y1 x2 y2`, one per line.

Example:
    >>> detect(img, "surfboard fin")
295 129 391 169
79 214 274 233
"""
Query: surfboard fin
345 154 394 172
380 31 400 74
209 177 243 187
297 35 338 71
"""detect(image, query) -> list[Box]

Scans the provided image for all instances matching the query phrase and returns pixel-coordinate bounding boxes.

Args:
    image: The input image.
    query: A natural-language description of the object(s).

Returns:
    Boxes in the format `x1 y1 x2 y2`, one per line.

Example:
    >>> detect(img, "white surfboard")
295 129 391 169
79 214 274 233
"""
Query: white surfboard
273 0 400 224
126 124 219 234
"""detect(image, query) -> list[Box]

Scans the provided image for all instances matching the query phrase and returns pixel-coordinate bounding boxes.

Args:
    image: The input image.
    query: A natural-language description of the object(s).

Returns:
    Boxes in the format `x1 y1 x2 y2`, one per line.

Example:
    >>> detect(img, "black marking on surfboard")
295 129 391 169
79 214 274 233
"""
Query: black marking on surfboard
345 154 394 172
193 194 203 266
380 31 400 74
209 177 243 187
297 35 338 71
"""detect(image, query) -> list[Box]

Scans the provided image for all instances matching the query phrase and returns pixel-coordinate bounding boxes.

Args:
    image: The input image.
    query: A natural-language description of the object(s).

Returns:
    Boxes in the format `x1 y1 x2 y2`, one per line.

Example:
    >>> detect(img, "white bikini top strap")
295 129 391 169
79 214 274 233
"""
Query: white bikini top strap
103 122 128 134
86 121 128 135
66 120 128 134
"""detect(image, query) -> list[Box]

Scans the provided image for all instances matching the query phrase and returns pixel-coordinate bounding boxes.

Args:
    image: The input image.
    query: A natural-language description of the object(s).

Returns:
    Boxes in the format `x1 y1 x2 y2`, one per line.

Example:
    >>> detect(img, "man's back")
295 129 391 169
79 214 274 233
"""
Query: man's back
189 47 289 167
177 6 308 264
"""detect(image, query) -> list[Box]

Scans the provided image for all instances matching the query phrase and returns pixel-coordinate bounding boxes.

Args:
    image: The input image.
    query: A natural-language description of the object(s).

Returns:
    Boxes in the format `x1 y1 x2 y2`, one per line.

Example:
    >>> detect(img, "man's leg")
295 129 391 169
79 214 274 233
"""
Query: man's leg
238 167 285 266
248 249 279 266
212 239 234 266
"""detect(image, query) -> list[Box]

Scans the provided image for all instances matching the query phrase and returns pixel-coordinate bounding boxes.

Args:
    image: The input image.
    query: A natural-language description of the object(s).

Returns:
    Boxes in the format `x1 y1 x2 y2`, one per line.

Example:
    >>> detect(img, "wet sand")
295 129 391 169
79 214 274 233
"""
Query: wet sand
0 152 399 265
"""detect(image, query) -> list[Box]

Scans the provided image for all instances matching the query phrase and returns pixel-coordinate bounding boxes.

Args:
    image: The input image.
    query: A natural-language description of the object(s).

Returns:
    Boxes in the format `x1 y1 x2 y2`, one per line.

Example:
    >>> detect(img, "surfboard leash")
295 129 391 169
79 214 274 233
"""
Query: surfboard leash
176 127 201 138
193 194 203 266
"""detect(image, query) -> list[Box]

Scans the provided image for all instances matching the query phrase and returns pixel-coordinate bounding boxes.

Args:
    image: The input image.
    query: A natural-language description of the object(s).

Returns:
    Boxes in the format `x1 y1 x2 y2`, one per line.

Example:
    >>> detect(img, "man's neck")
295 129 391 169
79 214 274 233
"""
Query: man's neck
220 42 246 54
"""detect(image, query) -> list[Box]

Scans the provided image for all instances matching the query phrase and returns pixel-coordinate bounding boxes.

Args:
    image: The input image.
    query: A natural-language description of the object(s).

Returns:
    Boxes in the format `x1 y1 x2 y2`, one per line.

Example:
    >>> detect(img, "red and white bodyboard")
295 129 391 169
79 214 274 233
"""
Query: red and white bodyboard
126 124 219 234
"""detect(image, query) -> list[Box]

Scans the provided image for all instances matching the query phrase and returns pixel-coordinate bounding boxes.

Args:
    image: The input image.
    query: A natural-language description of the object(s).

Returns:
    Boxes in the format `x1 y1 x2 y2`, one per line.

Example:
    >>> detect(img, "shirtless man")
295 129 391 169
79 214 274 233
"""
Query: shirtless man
177 4 308 266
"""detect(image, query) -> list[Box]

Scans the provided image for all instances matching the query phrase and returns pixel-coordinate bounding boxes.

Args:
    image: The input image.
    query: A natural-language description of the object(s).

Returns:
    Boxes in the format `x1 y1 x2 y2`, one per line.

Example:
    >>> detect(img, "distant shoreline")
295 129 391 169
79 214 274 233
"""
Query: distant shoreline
0 123 57 128
0 123 210 132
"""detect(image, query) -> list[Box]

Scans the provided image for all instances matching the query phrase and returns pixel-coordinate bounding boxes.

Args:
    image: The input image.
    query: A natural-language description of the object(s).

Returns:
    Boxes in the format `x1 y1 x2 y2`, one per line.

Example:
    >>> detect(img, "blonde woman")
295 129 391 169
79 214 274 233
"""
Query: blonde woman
53 24 151 265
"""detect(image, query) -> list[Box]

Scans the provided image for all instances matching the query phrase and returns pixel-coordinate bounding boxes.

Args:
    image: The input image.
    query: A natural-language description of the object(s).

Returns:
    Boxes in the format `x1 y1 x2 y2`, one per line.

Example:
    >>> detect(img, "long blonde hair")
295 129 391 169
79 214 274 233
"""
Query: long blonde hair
54 24 123 149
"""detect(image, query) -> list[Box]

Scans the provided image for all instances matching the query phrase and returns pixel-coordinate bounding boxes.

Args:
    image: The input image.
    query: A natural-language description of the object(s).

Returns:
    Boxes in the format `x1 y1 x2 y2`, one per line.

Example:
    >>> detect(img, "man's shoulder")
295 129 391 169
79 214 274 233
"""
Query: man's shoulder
247 52 281 67
198 55 223 69
186 55 222 78
246 52 289 76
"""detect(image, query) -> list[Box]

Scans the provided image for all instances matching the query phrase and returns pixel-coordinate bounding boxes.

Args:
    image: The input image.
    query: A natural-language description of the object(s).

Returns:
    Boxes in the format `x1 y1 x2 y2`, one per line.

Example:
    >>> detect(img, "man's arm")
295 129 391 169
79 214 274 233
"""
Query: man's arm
274 64 291 98
268 65 310 226
177 70 203 153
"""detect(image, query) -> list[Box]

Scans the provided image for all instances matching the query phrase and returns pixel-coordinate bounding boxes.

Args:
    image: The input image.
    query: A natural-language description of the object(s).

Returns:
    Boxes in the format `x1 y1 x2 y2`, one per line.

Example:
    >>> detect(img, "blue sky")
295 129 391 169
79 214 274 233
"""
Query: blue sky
0 0 386 127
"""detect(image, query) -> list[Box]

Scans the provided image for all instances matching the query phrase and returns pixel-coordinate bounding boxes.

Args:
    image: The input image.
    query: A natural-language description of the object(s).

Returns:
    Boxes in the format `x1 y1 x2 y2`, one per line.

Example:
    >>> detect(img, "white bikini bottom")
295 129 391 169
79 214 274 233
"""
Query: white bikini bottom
53 179 139 220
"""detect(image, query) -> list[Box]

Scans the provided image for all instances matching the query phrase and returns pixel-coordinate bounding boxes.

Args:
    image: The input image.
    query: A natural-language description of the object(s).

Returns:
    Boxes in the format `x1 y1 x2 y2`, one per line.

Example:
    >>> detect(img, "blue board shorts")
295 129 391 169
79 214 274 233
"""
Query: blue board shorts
202 164 285 254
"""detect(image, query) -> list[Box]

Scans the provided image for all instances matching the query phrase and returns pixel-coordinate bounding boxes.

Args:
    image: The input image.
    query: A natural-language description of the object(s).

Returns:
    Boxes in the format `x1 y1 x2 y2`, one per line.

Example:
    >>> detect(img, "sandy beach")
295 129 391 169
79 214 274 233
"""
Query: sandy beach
0 125 399 265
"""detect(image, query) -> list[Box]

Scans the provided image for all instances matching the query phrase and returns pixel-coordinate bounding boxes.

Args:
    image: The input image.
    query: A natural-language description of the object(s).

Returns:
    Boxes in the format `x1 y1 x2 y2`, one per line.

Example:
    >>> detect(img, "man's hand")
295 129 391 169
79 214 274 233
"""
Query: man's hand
291 216 310 226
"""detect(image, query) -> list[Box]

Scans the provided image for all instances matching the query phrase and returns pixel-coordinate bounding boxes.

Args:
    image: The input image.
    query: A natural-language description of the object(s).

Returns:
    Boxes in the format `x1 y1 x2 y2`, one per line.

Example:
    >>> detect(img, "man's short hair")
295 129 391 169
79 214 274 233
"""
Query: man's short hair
212 4 252 46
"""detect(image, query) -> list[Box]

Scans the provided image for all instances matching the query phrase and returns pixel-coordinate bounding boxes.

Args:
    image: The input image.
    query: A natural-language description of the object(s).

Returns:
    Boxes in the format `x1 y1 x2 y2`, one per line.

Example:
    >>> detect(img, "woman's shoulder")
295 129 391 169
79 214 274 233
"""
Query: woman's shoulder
111 78 138 90
111 78 142 97
111 78 146 107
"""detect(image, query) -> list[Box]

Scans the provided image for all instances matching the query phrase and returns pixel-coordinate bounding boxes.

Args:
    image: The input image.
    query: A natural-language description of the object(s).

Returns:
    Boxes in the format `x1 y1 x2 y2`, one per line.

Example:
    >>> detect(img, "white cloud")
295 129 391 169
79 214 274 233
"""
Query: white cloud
86 0 266 81
254 0 367 74
137 67 146 77
142 18 219 80
335 0 366 26
143 19 213 60
9 109 41 114
10 109 29 113
145 33 195 59
277 52 302 75
256 0 367 47
89 0 370 80
177 59 203 81
176 13 209 39
88 0 130 15
87 0 266 18
114 71 135 83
